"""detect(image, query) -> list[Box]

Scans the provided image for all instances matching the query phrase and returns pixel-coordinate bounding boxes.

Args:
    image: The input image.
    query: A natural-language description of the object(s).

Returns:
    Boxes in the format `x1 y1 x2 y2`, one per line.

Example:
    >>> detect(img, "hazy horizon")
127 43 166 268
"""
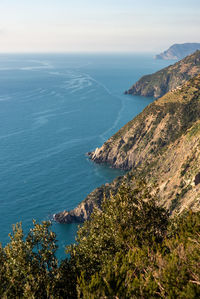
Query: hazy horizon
0 0 199 53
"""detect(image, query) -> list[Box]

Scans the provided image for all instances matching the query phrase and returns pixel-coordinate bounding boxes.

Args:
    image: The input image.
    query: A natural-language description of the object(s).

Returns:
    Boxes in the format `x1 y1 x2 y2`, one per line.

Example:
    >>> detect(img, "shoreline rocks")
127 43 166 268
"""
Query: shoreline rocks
54 186 104 224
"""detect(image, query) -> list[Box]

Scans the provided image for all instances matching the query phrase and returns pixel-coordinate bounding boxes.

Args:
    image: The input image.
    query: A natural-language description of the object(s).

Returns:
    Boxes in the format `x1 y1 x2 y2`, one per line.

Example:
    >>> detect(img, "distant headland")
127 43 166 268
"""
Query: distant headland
155 43 200 60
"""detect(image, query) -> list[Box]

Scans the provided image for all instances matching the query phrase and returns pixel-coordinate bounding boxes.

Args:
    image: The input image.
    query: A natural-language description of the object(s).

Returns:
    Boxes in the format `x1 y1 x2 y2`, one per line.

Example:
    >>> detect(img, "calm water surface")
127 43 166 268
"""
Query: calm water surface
0 53 173 258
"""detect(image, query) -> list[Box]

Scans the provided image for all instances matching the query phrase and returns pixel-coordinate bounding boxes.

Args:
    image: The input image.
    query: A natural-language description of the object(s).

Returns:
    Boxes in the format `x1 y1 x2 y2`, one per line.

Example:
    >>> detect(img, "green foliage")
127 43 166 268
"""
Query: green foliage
159 211 200 298
0 187 199 298
67 183 169 279
75 210 200 299
0 221 77 298
128 51 200 98
1 221 58 298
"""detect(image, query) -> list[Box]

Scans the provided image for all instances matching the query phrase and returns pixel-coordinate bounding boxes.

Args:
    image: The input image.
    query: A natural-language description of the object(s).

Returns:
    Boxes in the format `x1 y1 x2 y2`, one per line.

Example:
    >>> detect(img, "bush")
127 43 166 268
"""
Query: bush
0 186 199 298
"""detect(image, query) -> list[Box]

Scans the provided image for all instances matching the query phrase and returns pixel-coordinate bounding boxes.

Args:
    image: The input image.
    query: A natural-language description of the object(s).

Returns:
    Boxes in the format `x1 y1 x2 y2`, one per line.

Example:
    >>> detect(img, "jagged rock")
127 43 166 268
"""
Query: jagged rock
88 76 200 214
90 76 200 171
54 201 98 223
54 187 104 223
55 75 200 223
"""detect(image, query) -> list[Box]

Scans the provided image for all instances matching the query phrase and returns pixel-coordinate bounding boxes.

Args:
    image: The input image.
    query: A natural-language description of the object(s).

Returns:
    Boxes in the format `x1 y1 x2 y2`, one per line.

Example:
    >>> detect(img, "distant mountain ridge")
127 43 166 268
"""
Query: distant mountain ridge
155 43 200 60
125 50 200 98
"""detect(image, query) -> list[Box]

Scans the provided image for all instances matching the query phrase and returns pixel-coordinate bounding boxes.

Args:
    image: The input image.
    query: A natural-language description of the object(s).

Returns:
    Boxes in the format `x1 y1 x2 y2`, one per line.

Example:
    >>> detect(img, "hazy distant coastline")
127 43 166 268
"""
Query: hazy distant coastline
155 43 200 60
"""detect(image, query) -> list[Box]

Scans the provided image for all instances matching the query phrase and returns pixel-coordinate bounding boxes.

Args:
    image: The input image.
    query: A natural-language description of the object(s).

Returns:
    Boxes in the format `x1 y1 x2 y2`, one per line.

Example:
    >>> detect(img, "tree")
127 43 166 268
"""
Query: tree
68 183 169 287
2 221 59 298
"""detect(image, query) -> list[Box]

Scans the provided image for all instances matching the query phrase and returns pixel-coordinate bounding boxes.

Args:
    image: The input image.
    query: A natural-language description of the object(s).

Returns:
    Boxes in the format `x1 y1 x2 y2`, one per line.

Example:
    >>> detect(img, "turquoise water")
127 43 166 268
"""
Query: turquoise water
0 53 173 258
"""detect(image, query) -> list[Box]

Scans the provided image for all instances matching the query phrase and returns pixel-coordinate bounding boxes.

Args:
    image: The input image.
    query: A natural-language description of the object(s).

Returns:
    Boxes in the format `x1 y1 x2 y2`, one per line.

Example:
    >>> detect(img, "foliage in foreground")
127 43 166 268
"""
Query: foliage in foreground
0 183 199 298
69 184 200 298
0 221 76 298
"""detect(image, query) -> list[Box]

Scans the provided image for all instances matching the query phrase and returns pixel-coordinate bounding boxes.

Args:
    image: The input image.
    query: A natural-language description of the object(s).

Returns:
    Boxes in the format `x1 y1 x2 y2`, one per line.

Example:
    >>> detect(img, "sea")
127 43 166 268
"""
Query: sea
0 53 173 259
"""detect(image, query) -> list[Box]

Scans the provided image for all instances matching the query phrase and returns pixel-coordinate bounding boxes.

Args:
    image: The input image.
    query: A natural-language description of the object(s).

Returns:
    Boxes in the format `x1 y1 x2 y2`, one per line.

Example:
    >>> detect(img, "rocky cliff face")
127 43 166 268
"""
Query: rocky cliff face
54 187 104 223
90 76 200 170
55 75 200 223
54 176 126 223
126 50 200 98
155 43 200 60
147 121 200 213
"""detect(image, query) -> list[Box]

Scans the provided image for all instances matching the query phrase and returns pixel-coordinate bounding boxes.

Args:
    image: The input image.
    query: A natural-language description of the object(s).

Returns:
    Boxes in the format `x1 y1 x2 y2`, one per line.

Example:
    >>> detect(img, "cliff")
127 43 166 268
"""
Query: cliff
126 50 200 98
54 187 103 223
155 43 200 60
55 75 200 223
90 76 200 170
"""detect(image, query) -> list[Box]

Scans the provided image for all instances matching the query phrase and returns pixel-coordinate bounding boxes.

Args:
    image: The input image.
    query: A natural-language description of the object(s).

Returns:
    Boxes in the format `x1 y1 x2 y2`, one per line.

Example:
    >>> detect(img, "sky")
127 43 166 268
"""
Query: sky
0 0 199 53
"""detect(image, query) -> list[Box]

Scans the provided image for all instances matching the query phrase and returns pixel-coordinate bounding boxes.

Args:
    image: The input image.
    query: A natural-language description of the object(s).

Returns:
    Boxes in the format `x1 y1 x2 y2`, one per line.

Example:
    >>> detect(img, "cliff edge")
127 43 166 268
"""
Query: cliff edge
126 50 200 98
55 75 200 223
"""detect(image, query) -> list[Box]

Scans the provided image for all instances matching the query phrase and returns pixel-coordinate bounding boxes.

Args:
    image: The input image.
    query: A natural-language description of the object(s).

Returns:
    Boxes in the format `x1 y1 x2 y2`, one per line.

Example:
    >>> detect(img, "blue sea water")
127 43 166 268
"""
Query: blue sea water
0 53 173 258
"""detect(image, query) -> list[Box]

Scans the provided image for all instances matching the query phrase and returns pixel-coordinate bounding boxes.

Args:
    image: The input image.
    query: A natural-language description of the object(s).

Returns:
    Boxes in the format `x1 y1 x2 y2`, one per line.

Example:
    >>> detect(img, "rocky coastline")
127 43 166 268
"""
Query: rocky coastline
54 185 105 224
125 50 200 98
54 55 200 224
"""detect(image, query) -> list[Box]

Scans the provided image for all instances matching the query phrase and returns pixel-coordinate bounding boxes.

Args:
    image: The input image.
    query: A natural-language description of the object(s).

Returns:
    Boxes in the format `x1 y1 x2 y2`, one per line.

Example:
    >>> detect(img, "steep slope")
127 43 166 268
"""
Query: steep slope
55 76 200 223
90 76 200 170
155 43 200 60
126 50 200 98
145 121 200 213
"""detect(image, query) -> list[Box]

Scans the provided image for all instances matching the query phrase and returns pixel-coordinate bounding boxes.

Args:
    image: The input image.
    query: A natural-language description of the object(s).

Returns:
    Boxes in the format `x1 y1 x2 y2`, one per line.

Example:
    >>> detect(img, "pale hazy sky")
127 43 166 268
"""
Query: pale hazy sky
0 0 199 53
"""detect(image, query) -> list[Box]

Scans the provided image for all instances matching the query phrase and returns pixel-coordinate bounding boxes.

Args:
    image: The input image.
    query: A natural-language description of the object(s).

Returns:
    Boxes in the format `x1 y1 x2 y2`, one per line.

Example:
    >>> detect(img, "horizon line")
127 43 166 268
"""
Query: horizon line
0 50 158 55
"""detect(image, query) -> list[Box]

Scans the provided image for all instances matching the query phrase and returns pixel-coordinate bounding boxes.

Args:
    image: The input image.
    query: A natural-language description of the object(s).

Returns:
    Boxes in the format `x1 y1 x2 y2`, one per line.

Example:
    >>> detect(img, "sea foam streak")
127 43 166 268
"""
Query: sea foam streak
0 54 170 259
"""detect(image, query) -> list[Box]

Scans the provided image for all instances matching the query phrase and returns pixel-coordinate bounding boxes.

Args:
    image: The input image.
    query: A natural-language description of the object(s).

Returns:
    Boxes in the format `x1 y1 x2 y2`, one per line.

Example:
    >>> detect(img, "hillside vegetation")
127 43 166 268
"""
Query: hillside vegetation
1 61 200 298
126 50 200 98
55 75 200 223
0 187 200 298
56 75 200 223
